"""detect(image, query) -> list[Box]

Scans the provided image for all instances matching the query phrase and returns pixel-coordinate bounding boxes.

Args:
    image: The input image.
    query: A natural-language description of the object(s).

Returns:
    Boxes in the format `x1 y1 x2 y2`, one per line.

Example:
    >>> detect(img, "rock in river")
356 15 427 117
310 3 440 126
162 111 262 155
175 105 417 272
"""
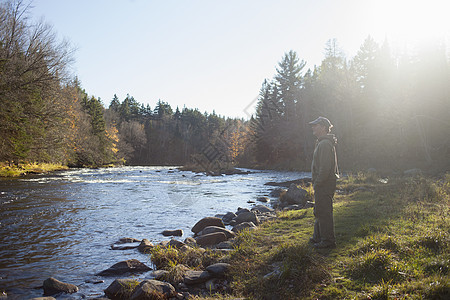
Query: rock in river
96 259 152 276
43 277 78 296
161 229 184 237
191 217 225 234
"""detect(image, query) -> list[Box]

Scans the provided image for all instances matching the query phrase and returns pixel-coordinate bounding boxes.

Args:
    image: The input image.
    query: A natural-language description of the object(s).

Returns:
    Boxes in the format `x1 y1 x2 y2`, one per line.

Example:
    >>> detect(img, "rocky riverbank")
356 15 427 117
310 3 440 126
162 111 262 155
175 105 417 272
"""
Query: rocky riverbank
22 179 312 300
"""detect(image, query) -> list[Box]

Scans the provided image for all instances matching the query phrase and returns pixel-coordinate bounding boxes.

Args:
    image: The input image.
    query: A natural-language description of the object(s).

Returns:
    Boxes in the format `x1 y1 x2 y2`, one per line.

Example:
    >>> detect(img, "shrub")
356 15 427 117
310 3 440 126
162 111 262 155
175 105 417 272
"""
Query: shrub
345 249 404 283
270 242 332 296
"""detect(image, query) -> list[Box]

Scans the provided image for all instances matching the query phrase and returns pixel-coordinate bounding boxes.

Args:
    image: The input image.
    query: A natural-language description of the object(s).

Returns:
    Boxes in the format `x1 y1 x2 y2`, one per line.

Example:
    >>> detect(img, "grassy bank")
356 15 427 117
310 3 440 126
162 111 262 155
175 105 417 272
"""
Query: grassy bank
0 162 69 177
225 173 449 299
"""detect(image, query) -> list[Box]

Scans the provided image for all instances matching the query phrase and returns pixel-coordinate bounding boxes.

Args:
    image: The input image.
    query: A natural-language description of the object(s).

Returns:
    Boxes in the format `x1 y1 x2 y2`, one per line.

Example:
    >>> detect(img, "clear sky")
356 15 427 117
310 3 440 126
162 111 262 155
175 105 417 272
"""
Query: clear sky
29 0 449 119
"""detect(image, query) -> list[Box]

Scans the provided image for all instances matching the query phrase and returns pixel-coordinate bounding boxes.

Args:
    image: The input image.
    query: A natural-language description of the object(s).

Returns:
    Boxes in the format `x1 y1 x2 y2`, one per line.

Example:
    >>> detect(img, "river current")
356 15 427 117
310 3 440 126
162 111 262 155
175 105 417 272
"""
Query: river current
0 166 309 299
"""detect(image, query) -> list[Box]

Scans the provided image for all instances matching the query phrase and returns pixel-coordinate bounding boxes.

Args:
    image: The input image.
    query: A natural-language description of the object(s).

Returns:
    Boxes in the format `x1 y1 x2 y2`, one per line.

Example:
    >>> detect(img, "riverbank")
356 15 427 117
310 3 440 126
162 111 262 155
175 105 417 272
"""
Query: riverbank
225 172 450 299
0 162 69 177
111 172 449 299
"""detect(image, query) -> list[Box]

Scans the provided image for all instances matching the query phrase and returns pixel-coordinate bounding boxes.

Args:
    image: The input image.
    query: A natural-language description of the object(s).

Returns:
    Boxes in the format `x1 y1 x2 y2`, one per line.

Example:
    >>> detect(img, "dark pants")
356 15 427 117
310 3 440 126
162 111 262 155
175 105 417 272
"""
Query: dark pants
313 190 336 244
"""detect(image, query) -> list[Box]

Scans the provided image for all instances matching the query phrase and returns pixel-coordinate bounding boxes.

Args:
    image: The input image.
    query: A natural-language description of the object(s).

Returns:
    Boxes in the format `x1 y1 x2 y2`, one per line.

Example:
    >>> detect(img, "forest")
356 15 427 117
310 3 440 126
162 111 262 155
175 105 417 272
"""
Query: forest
1 1 449 174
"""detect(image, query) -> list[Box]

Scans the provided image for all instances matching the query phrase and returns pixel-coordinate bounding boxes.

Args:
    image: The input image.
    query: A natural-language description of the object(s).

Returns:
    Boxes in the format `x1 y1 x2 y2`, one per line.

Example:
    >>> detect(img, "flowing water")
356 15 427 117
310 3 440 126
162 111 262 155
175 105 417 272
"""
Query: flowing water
0 166 309 299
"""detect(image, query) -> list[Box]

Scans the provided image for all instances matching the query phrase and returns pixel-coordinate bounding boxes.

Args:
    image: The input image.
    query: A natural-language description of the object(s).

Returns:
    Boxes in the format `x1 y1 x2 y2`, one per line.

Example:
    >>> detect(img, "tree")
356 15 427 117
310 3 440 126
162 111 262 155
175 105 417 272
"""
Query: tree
0 0 74 164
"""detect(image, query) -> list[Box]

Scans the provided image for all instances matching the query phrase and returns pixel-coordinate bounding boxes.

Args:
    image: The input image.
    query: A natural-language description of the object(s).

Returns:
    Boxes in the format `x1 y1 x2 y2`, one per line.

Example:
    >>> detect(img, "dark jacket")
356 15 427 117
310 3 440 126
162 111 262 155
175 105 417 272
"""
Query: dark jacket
311 134 338 193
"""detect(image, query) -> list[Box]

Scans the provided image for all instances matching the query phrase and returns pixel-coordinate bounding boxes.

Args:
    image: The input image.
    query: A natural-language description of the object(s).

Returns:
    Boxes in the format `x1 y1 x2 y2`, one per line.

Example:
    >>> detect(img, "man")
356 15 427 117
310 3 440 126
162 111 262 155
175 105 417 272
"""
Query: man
309 116 338 249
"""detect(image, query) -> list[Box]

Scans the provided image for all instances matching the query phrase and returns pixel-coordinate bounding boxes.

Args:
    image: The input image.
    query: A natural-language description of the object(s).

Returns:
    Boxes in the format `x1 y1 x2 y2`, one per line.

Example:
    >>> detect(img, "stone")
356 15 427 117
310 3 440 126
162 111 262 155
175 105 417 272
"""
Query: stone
251 204 274 213
283 204 302 211
235 208 250 215
184 237 197 247
257 196 269 203
31 298 57 300
191 217 225 234
104 278 140 300
117 237 141 243
159 240 170 247
234 211 259 225
168 239 186 248
184 270 212 285
151 270 170 280
137 239 154 254
130 279 176 299
269 188 287 197
195 232 228 247
198 226 236 239
161 229 183 237
43 277 78 296
111 242 140 250
282 183 307 206
96 259 152 276
215 240 234 249
222 212 237 225
206 263 230 277
232 222 256 232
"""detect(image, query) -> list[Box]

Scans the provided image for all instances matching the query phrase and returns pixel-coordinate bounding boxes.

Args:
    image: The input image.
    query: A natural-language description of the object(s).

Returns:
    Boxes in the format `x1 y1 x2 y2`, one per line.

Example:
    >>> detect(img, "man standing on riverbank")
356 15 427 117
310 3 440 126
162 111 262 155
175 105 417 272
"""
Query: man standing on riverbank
309 116 338 249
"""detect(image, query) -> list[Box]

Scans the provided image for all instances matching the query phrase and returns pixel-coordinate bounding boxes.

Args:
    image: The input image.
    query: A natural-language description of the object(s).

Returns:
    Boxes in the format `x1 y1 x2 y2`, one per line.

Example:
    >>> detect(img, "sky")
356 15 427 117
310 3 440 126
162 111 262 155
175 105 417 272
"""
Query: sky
28 0 449 119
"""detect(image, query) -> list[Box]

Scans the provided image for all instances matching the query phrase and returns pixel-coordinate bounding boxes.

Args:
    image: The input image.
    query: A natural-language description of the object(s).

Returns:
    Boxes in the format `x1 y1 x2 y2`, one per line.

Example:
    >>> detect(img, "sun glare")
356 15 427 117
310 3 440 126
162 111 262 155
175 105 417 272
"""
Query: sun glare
368 0 449 45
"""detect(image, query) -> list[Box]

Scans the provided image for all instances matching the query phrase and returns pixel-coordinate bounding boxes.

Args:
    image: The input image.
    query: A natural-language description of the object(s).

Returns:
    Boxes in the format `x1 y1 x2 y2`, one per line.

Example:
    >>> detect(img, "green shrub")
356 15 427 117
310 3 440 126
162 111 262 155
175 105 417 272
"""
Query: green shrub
150 245 222 270
271 242 331 295
345 249 404 283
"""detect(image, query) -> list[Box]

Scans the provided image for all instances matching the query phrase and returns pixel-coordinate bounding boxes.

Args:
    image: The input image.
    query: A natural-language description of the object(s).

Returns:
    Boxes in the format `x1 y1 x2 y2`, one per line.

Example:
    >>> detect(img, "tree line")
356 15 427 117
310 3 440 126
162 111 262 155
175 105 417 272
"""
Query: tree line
1 0 449 172
252 38 450 172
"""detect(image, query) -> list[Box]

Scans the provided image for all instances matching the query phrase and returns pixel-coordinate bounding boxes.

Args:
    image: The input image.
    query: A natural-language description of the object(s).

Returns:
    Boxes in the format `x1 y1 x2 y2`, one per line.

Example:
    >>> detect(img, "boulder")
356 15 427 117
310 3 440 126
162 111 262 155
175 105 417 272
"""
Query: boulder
235 208 250 215
151 270 169 281
198 226 235 239
104 279 140 300
232 222 256 232
195 232 227 247
234 211 259 225
117 237 141 243
269 188 287 197
43 277 78 296
206 263 230 277
130 279 176 299
282 184 307 206
137 239 154 254
257 196 269 203
96 259 152 276
183 270 212 285
251 205 274 214
168 239 186 248
184 237 197 247
215 240 234 249
191 217 225 234
111 242 140 250
222 212 237 225
161 229 183 237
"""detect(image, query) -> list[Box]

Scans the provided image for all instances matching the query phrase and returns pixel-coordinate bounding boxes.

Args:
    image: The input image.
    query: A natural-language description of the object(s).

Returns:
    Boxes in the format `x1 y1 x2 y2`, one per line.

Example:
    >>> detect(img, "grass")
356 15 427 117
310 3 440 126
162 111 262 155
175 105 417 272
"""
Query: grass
0 162 68 177
223 172 450 299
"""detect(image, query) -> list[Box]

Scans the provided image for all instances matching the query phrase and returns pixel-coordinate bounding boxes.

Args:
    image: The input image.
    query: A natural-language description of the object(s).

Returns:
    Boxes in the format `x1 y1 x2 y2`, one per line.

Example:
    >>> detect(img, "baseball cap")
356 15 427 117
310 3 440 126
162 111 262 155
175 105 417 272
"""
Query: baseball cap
308 116 333 129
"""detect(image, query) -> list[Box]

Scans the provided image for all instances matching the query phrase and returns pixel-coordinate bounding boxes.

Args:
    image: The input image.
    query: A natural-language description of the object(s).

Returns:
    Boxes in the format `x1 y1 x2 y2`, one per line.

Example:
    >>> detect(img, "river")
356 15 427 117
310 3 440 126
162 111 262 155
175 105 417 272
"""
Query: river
0 166 309 299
